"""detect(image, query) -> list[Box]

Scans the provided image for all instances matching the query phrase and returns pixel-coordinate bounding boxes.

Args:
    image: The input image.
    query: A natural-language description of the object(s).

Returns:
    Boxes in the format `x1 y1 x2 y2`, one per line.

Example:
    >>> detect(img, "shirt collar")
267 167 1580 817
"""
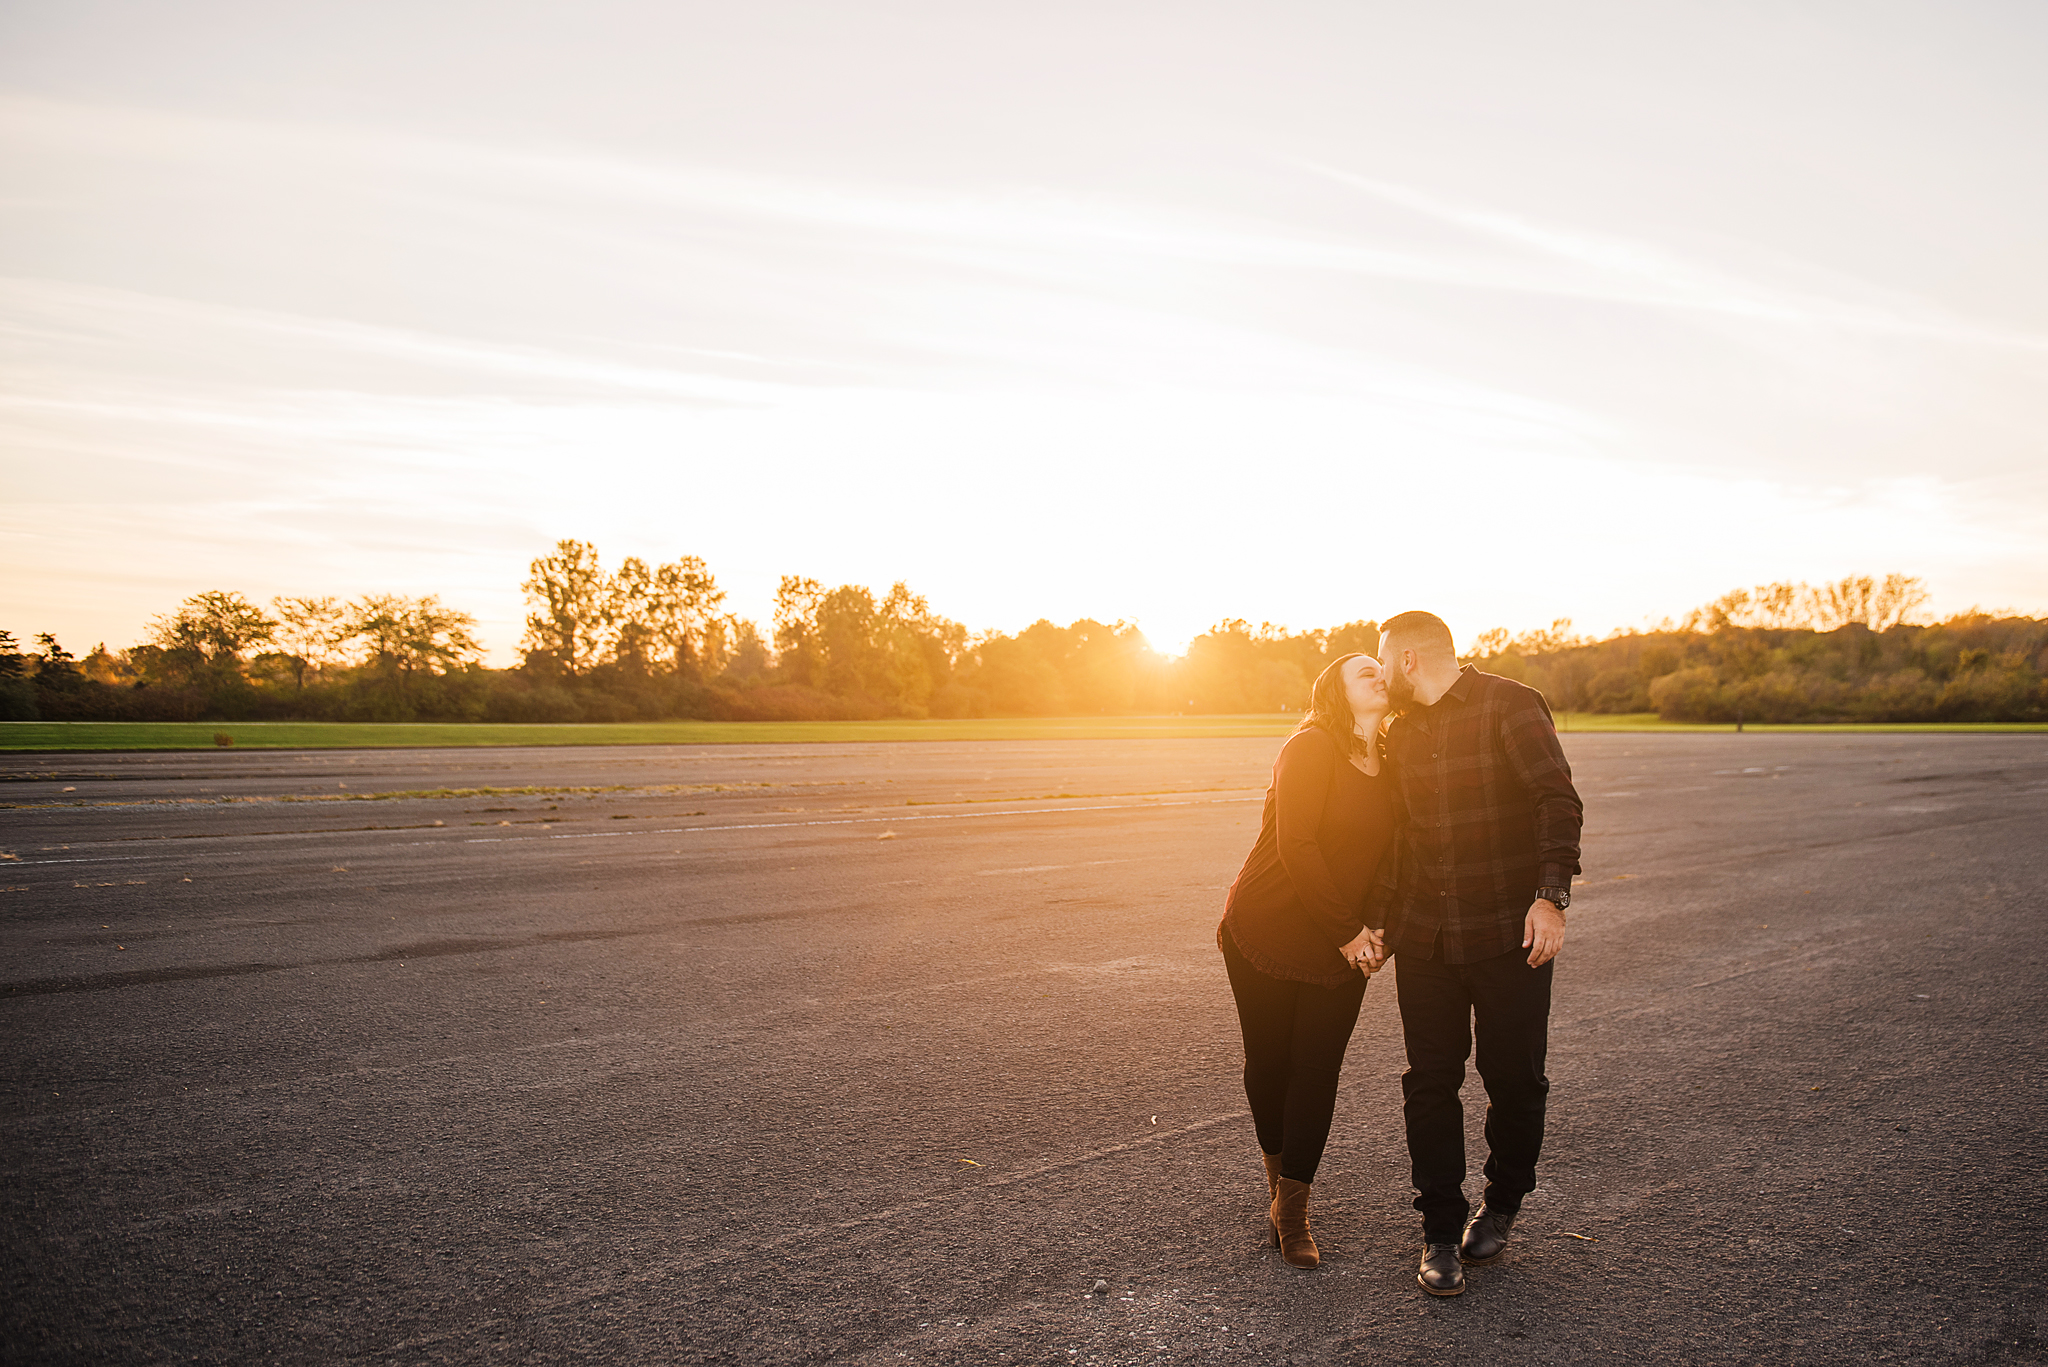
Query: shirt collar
1398 665 1475 732
1436 664 1478 708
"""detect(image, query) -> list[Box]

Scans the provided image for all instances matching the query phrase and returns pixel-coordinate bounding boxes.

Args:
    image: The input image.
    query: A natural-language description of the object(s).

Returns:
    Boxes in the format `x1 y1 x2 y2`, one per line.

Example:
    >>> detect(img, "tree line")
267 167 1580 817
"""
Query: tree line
1468 575 2047 724
0 541 1377 723
4 557 2042 724
1 591 488 722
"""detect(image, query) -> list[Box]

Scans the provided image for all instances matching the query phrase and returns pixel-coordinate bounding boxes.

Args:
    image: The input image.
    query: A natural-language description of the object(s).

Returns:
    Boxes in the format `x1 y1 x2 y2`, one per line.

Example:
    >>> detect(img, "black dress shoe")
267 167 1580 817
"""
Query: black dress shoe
1460 1204 1516 1265
1418 1243 1465 1296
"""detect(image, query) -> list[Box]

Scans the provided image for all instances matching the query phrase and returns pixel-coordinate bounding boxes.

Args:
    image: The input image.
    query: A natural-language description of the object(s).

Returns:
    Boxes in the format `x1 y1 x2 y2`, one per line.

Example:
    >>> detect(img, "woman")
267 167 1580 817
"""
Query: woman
1218 651 1398 1269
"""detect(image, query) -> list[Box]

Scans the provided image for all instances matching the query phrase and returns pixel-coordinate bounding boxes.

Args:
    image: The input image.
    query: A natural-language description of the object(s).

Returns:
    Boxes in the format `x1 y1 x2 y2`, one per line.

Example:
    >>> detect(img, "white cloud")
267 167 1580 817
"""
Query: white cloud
1301 161 2048 349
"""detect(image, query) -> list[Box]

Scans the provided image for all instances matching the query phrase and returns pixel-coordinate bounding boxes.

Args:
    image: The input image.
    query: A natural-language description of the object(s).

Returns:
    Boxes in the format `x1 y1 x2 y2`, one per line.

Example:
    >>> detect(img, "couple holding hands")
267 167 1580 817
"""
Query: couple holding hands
1219 611 1584 1297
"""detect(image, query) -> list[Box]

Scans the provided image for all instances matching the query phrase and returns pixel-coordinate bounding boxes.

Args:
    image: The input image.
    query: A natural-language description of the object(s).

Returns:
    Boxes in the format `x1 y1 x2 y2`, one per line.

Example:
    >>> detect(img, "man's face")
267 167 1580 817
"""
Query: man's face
1379 640 1417 708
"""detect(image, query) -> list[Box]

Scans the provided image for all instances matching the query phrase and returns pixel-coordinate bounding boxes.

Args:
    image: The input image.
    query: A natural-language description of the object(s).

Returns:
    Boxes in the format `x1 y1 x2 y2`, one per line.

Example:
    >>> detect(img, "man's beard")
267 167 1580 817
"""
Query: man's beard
1385 666 1416 710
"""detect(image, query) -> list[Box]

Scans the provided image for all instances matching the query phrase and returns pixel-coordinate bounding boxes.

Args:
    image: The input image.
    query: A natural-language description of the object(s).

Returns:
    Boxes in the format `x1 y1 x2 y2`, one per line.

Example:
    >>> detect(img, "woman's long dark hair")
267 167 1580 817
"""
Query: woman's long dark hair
1297 652 1372 759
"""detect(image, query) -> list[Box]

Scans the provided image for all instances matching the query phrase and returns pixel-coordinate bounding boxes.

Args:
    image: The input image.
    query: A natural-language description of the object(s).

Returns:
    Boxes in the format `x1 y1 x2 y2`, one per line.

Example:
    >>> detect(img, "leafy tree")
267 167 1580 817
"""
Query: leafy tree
649 555 726 673
33 633 81 689
0 632 33 719
1054 619 1153 714
272 596 351 690
521 541 730 683
606 554 727 676
1808 574 1930 631
713 616 770 681
1507 619 1588 656
148 591 277 665
1467 628 1513 659
1684 575 1930 632
772 576 827 688
762 577 968 713
875 583 966 711
521 540 610 676
1869 574 1933 631
1325 620 1382 659
348 595 483 688
813 584 884 696
1178 620 1352 713
1693 583 1807 630
605 556 663 675
966 627 1069 715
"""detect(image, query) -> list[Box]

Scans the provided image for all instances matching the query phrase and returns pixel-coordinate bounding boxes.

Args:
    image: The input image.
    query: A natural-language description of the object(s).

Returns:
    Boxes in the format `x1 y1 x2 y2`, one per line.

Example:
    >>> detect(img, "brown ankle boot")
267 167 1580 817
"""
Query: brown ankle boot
1269 1177 1319 1269
1262 1152 1283 1203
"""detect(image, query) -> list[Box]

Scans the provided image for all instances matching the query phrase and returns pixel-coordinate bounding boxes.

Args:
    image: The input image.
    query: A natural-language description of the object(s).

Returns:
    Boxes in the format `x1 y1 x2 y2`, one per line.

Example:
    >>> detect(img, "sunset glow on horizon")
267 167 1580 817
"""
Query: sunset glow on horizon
3 2 2045 665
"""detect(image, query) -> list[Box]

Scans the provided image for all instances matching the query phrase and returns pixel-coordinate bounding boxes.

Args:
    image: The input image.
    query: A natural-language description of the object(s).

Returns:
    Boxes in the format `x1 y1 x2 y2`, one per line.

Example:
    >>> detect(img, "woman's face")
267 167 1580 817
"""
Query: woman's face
1342 654 1390 716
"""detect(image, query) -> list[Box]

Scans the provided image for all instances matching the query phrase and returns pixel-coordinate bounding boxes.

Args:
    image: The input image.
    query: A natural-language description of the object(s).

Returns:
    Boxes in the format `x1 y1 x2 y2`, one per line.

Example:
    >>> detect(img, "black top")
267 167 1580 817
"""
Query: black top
1223 726 1400 987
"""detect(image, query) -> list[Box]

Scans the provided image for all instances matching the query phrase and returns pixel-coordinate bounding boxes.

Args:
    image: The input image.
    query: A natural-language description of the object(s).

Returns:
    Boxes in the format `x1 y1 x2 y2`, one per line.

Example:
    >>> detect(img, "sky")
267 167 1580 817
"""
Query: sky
2 0 2044 662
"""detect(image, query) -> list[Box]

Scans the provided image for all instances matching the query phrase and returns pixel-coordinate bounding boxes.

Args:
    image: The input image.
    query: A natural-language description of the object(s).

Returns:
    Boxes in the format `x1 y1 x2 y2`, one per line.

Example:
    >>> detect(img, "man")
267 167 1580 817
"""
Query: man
1363 611 1583 1297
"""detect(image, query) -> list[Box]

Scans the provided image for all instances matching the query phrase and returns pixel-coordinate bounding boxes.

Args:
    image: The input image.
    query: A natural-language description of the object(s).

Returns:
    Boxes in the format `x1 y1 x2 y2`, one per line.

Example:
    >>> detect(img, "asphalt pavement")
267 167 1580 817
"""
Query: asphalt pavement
2 733 2045 1365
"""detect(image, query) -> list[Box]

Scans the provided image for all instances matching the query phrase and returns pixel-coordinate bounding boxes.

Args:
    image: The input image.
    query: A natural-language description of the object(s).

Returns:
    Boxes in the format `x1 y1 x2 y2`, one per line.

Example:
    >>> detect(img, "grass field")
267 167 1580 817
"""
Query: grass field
2 714 2044 751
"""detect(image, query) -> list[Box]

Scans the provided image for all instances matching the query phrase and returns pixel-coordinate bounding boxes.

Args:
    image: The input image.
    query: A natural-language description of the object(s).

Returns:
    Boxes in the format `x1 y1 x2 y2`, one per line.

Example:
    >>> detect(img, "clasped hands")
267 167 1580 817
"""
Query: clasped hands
1338 927 1386 976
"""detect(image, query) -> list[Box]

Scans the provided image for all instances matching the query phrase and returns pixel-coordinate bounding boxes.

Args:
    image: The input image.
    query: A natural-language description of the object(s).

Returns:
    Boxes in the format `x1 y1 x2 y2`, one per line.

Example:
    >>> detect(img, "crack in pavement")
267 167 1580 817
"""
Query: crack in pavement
346 1103 1265 1361
1685 935 1885 990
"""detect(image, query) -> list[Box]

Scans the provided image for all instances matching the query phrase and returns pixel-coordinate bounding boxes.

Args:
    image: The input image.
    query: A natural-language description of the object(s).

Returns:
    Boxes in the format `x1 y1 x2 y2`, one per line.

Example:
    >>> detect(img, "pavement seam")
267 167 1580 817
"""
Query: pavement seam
4 795 1264 867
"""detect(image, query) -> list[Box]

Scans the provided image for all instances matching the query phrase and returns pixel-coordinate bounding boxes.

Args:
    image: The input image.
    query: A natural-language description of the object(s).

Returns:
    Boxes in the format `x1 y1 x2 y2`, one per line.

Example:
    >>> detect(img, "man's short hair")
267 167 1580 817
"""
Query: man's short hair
1380 610 1457 661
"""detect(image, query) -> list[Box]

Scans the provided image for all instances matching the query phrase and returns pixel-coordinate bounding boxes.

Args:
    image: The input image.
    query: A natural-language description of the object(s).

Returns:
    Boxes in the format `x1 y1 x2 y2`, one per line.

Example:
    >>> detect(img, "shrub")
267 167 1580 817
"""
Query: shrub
1844 669 1936 722
1934 664 2042 722
484 684 583 723
1723 670 1838 723
0 678 36 720
1650 667 1728 722
1584 668 1650 714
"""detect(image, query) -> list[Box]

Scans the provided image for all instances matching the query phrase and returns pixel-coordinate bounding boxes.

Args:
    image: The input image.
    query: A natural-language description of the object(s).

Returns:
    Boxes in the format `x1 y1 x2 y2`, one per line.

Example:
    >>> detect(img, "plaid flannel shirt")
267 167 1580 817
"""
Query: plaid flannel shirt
1371 666 1584 964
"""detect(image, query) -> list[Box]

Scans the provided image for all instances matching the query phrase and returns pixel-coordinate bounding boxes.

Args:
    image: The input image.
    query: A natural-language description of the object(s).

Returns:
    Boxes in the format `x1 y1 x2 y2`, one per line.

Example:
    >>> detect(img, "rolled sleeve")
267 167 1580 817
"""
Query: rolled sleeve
1499 694 1584 886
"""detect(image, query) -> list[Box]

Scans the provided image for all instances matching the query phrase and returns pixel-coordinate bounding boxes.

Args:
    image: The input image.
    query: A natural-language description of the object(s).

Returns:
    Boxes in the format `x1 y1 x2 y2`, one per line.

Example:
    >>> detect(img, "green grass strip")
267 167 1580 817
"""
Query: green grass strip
2 714 2043 751
1550 712 2048 734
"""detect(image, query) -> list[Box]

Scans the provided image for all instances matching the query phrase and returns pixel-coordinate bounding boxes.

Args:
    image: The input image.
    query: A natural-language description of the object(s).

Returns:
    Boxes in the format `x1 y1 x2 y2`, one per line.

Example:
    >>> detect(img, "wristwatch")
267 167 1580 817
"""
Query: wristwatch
1536 886 1571 911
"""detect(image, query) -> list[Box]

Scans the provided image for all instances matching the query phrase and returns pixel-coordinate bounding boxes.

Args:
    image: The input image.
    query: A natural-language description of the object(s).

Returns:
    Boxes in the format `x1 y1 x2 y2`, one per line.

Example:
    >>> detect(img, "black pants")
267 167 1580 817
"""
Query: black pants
1220 928 1368 1185
1394 942 1553 1243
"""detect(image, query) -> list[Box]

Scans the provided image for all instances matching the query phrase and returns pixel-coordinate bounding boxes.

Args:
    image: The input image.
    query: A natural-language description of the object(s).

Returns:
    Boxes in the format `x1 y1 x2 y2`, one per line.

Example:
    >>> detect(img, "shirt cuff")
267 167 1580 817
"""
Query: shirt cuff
1537 865 1573 892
